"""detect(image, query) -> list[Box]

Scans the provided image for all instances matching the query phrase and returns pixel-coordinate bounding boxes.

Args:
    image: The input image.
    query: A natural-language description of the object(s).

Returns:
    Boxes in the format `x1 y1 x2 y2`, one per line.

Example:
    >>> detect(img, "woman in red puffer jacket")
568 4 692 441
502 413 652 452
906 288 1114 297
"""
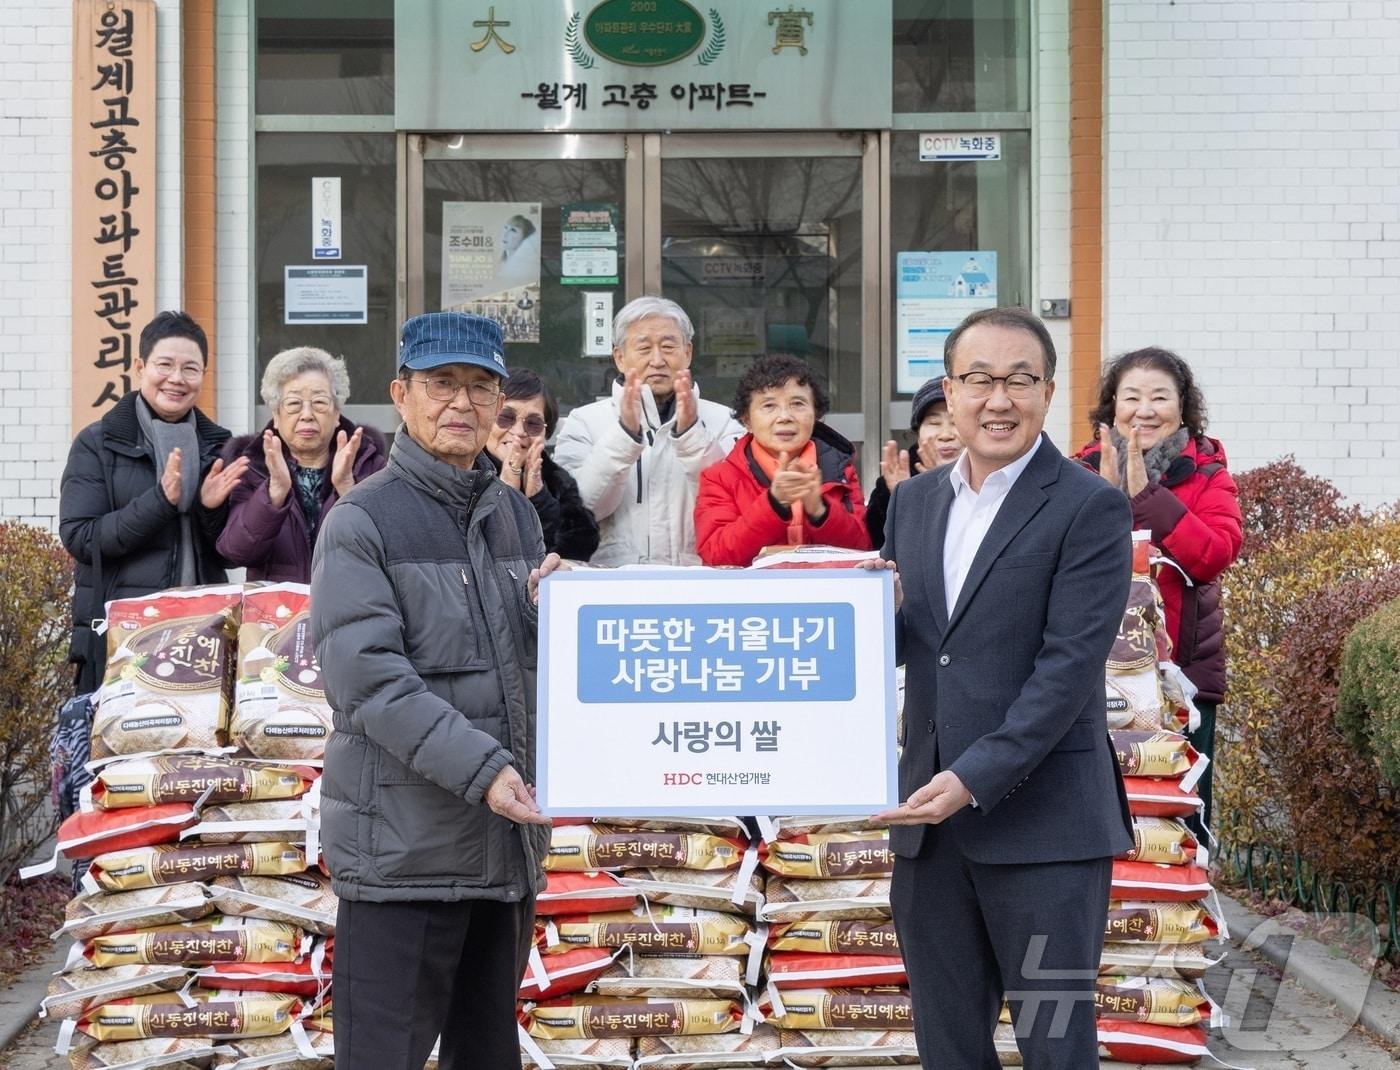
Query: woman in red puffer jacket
1076 347 1243 832
695 354 870 567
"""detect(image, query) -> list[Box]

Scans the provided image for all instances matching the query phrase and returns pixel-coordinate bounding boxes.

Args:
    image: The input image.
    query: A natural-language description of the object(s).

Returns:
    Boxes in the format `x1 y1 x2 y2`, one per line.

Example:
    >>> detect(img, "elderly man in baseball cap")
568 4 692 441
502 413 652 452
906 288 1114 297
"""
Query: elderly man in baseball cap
311 311 560 1070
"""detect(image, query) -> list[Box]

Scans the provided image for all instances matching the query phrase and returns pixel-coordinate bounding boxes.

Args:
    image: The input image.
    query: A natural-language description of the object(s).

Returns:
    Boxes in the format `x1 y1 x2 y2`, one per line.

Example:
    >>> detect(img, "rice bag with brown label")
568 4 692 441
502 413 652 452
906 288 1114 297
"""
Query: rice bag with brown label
88 842 307 892
1110 732 1195 779
761 833 892 880
617 866 763 916
524 996 743 1040
181 799 313 845
516 1037 633 1070
1107 577 1160 673
1106 669 1173 732
759 877 891 923
768 921 900 956
60 884 215 943
1104 902 1217 944
597 817 749 839
75 992 300 1042
94 586 242 761
214 1028 334 1070
771 1028 919 1067
590 953 746 1000
1098 942 1218 980
232 584 334 763
633 1026 779 1069
43 965 191 1022
79 917 303 968
1118 818 1198 866
90 755 314 810
764 988 914 1031
68 1036 223 1070
547 827 746 872
550 906 753 956
206 871 338 936
1096 975 1210 1026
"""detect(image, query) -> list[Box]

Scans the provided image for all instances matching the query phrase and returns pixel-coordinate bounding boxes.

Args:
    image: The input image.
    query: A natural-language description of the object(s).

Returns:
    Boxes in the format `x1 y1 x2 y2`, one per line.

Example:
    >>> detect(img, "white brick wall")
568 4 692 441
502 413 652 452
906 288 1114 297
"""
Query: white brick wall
1034 0 1072 449
1103 0 1400 508
216 1 252 427
0 0 184 531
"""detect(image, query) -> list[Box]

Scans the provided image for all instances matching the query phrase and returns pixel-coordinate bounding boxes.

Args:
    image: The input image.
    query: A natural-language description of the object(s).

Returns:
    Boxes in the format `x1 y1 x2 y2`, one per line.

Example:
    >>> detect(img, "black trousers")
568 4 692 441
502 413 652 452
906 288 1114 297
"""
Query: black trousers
333 895 535 1070
891 829 1112 1070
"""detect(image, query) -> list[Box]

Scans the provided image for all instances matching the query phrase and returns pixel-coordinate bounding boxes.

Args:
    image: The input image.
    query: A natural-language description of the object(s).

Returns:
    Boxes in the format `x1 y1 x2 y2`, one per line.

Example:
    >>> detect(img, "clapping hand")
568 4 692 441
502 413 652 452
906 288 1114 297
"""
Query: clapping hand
263 430 292 507
522 439 545 498
673 369 697 434
161 447 184 505
619 367 644 437
331 427 363 497
880 440 912 488
199 456 249 509
1098 423 1149 497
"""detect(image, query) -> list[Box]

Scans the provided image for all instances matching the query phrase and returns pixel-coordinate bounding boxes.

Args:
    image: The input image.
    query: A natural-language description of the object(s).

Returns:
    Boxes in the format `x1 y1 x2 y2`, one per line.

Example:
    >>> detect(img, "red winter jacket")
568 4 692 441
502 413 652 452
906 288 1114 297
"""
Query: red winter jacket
695 426 871 567
1077 435 1243 702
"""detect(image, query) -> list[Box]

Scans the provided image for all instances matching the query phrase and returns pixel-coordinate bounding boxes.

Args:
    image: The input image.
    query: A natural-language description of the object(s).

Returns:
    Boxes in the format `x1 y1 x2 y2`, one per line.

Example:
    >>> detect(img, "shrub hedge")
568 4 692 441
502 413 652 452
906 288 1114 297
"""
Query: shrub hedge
1338 597 1400 789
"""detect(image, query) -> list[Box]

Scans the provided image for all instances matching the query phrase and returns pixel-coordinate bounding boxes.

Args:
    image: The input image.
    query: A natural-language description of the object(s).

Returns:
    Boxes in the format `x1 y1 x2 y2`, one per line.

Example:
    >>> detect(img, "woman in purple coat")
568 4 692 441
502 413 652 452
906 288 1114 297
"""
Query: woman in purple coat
218 347 386 582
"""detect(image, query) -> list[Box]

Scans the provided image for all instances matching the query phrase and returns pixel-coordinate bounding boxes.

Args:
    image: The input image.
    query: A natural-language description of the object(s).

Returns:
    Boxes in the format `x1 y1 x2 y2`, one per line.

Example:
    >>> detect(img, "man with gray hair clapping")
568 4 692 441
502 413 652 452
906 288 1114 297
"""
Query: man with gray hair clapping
554 295 742 565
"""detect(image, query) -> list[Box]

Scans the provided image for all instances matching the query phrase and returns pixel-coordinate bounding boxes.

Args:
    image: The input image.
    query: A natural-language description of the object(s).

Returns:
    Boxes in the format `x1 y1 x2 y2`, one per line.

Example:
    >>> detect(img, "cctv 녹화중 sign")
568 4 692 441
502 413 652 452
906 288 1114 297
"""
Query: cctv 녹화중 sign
537 568 896 816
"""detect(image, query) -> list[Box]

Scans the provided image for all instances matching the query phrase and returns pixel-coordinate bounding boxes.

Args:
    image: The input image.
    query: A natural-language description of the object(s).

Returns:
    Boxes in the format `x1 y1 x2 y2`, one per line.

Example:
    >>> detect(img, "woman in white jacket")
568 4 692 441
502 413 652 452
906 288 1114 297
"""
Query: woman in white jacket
554 296 743 565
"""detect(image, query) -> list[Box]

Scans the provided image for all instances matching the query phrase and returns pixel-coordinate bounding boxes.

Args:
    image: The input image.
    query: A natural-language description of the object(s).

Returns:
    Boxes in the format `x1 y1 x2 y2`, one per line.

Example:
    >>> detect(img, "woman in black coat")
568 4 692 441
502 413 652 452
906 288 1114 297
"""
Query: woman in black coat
59 312 247 693
483 369 600 562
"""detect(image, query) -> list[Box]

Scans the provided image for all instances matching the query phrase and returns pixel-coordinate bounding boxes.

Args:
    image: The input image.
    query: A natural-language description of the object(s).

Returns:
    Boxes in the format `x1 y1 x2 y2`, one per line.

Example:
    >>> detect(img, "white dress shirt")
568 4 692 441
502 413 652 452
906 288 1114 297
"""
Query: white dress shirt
942 438 1044 616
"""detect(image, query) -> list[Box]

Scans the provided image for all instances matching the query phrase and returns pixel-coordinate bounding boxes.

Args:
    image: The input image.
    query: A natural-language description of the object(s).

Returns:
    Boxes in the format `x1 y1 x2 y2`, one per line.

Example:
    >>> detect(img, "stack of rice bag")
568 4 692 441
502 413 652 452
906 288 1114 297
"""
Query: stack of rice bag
519 817 768 1070
1094 535 1224 1066
751 816 927 1068
27 583 338 1070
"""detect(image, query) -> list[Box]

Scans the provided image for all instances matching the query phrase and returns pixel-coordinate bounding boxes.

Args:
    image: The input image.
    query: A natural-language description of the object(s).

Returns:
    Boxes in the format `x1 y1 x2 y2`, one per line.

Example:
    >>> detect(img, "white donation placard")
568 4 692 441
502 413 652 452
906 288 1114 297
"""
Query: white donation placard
538 569 897 817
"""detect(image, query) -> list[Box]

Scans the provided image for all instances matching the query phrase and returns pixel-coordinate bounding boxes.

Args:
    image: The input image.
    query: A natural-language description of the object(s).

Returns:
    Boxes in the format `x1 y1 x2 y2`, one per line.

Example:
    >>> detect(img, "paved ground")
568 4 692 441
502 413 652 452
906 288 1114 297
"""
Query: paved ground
2 905 1396 1069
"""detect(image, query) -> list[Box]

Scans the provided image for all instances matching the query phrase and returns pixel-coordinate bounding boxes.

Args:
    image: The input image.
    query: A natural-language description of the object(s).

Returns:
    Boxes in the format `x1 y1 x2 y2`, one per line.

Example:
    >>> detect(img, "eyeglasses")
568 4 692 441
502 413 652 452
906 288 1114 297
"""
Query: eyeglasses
148 359 205 381
411 376 502 406
495 408 547 436
278 395 336 416
951 371 1046 399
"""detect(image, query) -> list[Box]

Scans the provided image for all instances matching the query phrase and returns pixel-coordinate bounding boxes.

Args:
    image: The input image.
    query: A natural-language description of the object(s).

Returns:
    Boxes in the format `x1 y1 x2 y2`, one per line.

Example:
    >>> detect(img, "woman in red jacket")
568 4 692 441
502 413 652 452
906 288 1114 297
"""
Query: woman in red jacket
1076 347 1243 832
695 354 870 566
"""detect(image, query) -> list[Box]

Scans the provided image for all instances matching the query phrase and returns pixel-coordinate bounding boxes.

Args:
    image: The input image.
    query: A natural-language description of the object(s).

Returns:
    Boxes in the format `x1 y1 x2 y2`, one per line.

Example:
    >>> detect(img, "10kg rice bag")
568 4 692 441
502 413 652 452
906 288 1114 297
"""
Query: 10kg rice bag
89 755 314 810
87 842 306 892
524 996 743 1040
547 828 746 872
761 834 892 880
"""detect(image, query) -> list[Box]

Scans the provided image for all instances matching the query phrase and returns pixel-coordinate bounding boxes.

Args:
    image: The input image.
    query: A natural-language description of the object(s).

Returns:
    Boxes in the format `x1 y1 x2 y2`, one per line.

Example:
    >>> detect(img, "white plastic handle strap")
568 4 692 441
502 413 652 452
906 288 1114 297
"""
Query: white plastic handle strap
54 1018 77 1056
528 944 550 990
1207 888 1230 941
1181 750 1210 794
1195 842 1210 868
744 923 768 987
766 979 787 1018
177 973 199 1008
78 780 96 814
80 867 101 896
192 778 219 817
19 845 61 880
309 938 329 980
290 1019 319 1060
518 1023 556 1070
732 845 760 907
543 919 560 949
755 817 777 843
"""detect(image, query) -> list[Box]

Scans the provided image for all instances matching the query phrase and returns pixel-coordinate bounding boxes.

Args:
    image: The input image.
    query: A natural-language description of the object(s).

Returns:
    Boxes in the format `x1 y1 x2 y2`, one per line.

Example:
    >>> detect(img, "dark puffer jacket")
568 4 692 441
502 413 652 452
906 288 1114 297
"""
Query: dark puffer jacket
1076 436 1243 702
482 448 600 562
217 418 388 583
310 431 549 903
60 391 232 693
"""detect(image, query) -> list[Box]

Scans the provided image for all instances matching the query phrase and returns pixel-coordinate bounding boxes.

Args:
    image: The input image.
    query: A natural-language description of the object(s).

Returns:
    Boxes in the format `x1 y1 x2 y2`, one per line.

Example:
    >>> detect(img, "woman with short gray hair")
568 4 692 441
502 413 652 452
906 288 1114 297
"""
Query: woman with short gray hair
218 346 387 582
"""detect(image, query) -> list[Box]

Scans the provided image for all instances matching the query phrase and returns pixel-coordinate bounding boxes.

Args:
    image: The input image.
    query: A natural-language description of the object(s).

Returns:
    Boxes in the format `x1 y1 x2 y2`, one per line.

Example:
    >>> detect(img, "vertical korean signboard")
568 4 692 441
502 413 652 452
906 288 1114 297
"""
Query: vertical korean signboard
72 0 158 435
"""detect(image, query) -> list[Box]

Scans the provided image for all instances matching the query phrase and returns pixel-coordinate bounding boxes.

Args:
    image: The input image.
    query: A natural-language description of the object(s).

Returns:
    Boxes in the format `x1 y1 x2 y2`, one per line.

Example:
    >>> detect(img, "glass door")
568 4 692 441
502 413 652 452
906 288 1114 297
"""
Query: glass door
653 133 881 461
406 134 641 413
404 132 882 456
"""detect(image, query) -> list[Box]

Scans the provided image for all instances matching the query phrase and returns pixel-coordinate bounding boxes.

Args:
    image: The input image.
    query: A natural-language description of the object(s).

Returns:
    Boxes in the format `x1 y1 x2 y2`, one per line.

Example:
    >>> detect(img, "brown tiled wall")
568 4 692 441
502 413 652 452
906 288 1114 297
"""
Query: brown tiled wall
184 0 218 414
1068 0 1103 441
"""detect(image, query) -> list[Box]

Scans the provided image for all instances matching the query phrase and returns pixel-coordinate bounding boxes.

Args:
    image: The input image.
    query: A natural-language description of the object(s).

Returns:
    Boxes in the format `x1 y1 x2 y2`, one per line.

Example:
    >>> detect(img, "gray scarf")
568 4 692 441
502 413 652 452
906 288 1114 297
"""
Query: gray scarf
1108 425 1190 488
135 395 200 586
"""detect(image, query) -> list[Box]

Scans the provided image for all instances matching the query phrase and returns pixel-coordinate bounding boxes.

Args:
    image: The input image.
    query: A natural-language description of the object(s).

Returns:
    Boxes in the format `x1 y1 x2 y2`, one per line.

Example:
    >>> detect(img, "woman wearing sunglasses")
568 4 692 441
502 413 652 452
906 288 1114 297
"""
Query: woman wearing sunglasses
484 369 600 562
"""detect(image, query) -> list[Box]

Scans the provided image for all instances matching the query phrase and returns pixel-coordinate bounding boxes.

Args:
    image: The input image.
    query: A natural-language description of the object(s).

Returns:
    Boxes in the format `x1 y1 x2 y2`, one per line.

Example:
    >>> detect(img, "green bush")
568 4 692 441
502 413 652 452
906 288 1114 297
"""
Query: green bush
1218 515 1400 868
1338 597 1400 788
0 521 72 884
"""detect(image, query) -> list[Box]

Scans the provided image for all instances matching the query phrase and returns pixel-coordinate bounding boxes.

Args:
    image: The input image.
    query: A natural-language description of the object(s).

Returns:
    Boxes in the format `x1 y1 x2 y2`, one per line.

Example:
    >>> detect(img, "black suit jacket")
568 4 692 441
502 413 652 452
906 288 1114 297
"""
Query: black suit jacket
882 435 1135 864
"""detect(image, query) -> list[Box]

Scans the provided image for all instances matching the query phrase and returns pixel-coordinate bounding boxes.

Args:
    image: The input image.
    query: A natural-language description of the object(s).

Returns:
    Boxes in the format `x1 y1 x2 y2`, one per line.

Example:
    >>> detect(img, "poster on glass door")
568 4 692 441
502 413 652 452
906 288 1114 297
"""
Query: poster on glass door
441 201 542 342
895 251 997 394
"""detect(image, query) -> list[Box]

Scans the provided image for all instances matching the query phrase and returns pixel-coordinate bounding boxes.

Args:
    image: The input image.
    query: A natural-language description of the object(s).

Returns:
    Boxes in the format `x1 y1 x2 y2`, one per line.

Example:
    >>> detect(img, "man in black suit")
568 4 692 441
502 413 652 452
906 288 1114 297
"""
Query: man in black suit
871 307 1134 1068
